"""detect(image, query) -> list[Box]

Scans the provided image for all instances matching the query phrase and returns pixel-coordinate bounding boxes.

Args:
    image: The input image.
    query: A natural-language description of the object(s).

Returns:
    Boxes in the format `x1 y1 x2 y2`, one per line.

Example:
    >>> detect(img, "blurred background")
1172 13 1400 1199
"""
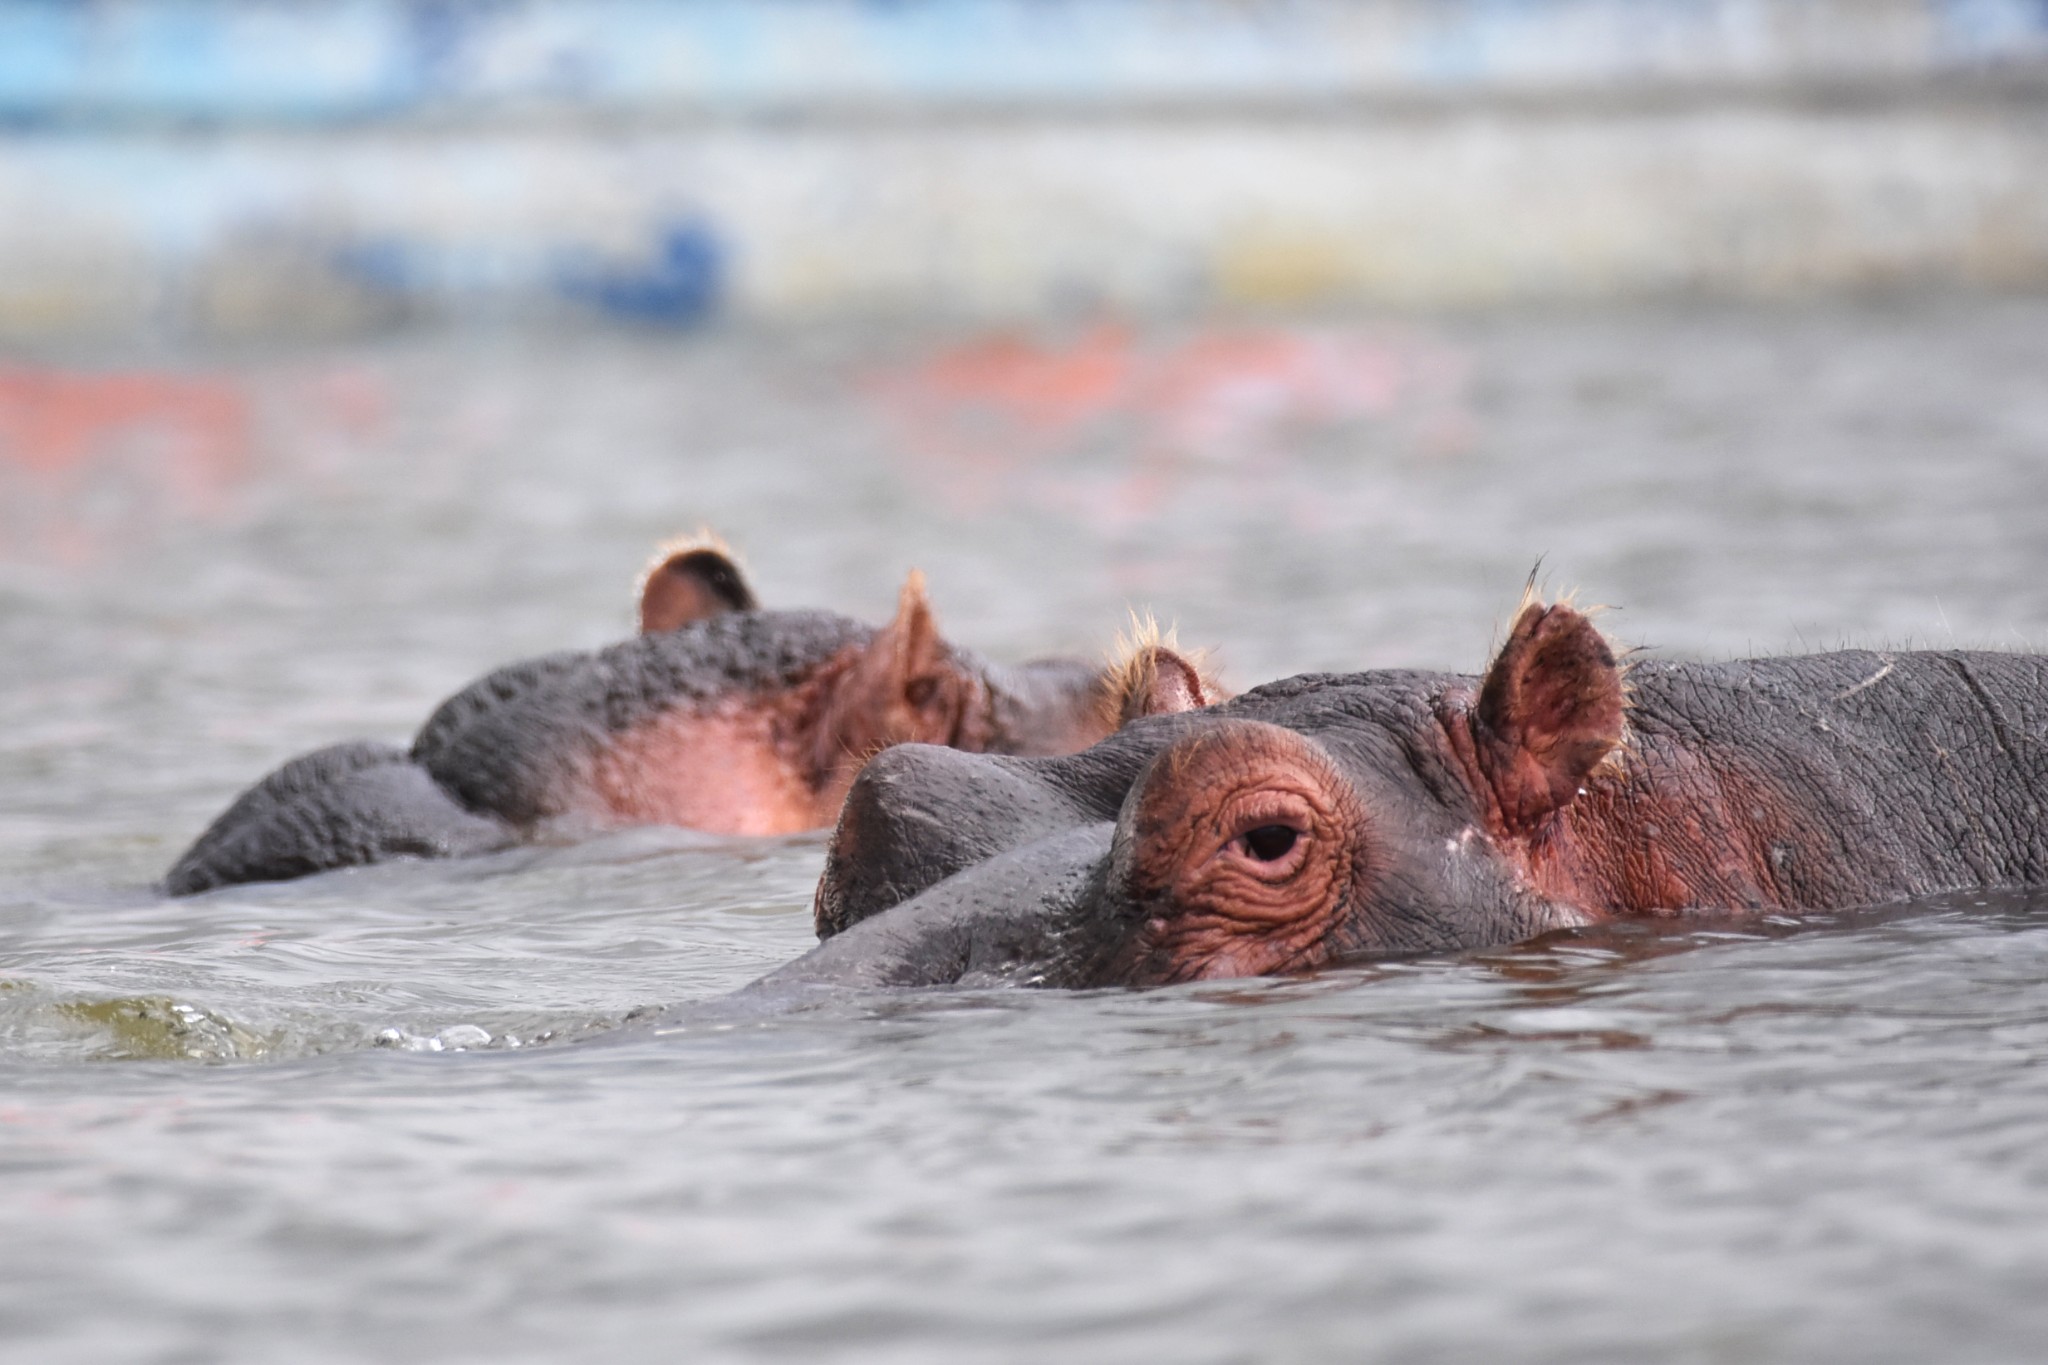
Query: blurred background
3 0 2047 871
5 0 2048 331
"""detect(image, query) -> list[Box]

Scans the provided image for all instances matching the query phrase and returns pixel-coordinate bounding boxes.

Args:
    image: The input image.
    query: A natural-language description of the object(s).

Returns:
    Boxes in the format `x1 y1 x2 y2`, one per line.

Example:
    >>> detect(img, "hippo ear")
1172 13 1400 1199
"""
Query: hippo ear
869 569 951 706
1470 602 1624 834
815 571 984 775
1114 644 1218 724
637 540 759 634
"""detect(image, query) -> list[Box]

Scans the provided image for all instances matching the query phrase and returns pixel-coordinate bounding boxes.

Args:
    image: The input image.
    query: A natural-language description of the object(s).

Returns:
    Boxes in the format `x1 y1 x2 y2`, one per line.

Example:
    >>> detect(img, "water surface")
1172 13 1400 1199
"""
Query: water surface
3 299 2046 1362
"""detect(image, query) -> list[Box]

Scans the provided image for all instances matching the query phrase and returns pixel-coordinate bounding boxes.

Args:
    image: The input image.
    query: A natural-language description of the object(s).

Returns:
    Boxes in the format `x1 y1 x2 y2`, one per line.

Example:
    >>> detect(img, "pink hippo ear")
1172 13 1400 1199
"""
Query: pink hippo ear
815 572 988 777
1470 602 1625 834
1113 644 1221 724
637 538 759 633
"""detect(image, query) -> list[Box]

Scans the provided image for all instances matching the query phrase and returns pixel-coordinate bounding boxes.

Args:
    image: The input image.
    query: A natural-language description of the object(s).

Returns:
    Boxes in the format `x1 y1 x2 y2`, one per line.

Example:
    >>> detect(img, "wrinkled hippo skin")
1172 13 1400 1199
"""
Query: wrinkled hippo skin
767 602 2048 991
165 546 1215 895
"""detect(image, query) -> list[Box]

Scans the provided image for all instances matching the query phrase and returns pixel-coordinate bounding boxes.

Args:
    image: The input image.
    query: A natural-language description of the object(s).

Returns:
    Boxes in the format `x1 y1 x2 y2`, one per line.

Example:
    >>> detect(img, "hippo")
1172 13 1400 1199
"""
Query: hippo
164 538 1220 895
762 598 2048 990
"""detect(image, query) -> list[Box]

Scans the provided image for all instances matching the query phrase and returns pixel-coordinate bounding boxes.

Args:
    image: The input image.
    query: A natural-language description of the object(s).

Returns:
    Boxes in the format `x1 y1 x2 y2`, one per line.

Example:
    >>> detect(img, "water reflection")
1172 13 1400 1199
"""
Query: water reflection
0 362 400 568
871 322 1474 538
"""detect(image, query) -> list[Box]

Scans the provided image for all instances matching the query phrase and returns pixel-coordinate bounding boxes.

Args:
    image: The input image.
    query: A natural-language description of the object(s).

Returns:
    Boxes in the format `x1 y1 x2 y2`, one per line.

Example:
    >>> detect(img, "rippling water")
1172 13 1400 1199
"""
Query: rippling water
3 299 2046 1362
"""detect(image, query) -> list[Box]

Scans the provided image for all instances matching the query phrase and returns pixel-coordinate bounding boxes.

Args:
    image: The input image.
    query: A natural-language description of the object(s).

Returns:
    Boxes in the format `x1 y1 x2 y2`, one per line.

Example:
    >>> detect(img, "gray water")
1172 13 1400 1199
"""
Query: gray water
2 298 2047 1363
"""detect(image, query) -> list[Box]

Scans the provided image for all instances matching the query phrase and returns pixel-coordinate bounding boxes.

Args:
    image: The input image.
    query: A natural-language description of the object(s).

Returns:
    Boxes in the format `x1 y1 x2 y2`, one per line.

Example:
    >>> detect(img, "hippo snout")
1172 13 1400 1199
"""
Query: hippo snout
770 823 1119 990
814 742 1096 938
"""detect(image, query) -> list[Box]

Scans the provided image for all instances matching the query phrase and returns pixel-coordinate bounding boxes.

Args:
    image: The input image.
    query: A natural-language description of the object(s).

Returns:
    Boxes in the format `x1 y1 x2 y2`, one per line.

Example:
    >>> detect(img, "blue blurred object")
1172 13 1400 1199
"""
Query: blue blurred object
557 220 726 327
331 237 416 296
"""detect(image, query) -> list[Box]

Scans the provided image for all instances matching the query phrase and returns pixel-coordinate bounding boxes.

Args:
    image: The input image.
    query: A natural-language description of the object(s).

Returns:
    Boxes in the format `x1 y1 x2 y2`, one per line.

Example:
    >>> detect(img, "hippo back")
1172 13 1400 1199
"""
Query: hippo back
411 610 876 828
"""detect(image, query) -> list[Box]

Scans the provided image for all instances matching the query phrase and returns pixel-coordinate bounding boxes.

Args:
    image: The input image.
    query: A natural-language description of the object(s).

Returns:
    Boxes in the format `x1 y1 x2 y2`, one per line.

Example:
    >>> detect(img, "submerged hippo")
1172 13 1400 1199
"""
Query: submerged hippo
165 539 1219 895
766 598 2048 990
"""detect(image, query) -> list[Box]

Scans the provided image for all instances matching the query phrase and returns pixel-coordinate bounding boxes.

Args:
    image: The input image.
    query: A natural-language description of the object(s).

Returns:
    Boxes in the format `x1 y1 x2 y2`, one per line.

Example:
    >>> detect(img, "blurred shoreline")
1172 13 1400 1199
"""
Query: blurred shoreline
3 0 2046 339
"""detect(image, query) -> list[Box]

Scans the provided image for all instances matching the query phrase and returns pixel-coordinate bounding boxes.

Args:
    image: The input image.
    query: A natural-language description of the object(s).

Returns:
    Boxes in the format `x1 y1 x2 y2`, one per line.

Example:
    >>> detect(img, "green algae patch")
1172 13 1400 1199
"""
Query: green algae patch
53 995 271 1064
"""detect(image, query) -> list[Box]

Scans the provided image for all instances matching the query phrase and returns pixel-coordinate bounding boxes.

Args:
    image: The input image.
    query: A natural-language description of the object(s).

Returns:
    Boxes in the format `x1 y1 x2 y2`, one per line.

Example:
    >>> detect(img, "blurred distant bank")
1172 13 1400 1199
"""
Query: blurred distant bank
2 0 2046 338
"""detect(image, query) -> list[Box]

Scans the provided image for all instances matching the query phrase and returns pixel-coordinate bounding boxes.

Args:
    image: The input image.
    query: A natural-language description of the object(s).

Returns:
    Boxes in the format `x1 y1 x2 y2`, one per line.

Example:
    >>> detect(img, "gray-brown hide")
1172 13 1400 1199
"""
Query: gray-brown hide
165 553 1184 895
770 606 2048 992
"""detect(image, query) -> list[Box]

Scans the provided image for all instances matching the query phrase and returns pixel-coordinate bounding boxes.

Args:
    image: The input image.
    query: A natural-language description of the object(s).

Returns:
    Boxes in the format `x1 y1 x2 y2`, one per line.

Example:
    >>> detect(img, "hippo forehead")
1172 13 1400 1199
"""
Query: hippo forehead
1032 668 1454 811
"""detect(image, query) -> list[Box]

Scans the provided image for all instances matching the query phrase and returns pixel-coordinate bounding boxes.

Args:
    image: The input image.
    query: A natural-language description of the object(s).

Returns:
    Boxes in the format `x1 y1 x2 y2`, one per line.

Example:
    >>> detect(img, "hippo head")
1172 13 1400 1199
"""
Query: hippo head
762 602 1625 991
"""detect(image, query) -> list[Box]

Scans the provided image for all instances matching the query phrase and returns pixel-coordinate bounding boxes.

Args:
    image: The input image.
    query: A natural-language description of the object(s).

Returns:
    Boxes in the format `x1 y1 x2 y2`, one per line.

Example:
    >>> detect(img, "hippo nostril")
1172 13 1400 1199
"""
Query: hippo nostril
1239 825 1299 862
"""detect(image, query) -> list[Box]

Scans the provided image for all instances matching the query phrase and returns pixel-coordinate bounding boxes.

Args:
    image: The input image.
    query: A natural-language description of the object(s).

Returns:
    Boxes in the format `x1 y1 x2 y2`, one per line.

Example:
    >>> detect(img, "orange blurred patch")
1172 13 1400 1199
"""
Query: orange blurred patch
0 367 251 565
868 324 1138 513
871 324 1472 528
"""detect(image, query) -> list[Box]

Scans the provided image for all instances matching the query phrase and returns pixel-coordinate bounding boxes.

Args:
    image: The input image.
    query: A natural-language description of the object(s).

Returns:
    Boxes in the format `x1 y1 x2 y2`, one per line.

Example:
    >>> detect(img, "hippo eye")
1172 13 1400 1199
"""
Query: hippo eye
1110 720 1368 985
1236 824 1299 862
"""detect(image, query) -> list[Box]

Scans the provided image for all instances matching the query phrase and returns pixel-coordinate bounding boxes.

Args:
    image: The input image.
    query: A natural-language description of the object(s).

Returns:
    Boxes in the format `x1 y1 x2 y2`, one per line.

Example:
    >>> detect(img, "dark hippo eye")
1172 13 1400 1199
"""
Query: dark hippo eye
1239 824 1299 862
1111 720 1365 984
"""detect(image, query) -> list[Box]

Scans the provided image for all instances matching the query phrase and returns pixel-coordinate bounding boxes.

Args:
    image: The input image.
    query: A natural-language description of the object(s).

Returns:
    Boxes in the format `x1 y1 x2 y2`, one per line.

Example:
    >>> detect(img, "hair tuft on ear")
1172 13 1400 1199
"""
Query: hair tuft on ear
1099 612 1225 726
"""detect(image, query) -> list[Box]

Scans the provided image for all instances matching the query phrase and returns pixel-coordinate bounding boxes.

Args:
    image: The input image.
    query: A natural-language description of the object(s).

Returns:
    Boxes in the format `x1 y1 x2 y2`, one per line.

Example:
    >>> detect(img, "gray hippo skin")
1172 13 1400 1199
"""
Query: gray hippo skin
765 600 2048 991
165 544 1218 895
